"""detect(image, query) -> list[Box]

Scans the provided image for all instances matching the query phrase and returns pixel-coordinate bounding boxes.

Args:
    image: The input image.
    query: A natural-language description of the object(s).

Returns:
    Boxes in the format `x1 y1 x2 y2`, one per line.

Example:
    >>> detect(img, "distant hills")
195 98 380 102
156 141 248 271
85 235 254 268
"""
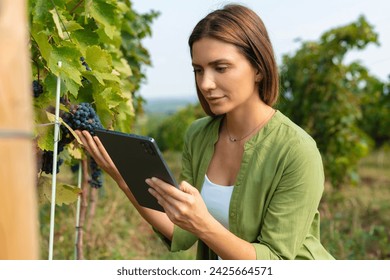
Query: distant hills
143 96 198 114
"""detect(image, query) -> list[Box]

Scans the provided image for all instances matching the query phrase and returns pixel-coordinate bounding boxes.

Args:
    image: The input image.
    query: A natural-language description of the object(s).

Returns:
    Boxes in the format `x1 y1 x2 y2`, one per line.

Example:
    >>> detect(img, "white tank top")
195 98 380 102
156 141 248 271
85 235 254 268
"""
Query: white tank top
201 175 234 229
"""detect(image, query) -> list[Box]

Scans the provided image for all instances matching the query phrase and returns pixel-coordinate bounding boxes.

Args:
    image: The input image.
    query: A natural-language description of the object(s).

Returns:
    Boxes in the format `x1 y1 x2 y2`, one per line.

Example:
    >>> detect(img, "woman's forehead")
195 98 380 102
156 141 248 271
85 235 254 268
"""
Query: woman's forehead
191 38 242 65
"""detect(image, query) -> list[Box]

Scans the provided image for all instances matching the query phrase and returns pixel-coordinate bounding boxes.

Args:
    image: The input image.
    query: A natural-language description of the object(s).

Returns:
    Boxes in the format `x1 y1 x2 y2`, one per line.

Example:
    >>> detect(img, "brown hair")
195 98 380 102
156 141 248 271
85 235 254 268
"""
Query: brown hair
188 4 279 116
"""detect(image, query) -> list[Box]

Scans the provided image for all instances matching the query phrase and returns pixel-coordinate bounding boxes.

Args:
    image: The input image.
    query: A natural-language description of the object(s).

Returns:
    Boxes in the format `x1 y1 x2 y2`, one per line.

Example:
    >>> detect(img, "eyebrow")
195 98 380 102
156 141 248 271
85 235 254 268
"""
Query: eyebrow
192 59 231 68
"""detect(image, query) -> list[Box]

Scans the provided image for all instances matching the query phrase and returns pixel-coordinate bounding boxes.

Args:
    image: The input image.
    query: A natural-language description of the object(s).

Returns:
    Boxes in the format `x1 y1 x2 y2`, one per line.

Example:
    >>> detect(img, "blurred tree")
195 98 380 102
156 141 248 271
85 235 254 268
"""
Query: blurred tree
150 103 205 152
278 16 380 188
358 75 390 148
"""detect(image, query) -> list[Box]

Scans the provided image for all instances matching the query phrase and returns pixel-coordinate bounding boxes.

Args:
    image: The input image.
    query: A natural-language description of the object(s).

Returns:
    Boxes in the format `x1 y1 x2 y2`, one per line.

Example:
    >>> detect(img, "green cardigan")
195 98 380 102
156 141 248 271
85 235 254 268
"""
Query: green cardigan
156 110 334 260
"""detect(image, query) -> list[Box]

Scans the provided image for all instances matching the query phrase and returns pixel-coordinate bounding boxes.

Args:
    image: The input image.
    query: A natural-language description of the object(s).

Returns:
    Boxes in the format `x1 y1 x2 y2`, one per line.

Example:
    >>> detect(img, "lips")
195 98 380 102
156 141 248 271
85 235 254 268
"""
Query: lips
207 96 225 102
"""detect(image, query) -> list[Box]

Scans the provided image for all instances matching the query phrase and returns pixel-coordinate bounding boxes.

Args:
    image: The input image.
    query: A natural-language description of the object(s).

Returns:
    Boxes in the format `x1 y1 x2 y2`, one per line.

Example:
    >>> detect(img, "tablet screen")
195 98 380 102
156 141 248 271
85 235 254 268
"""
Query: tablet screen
95 128 178 212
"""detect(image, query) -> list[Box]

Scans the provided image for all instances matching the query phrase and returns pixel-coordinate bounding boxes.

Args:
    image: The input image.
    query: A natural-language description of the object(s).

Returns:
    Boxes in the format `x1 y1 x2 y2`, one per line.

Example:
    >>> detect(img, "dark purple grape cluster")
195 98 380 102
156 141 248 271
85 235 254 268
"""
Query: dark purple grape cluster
40 122 68 175
70 162 80 173
80 56 91 71
41 150 64 174
68 103 103 136
39 103 104 188
89 158 103 188
68 103 103 188
33 80 43 97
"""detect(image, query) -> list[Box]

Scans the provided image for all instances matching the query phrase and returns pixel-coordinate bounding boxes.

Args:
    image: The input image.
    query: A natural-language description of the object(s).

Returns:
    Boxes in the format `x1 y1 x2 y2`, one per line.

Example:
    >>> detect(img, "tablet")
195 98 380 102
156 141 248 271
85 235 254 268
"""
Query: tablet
95 128 178 212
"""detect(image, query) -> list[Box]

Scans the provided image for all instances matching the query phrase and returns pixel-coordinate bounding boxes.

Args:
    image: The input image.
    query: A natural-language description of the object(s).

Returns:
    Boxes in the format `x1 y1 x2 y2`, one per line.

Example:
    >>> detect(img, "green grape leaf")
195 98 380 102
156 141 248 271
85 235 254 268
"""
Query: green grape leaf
32 0 51 24
94 72 121 85
89 0 119 40
100 72 121 83
38 175 81 206
33 94 56 151
114 100 134 133
113 58 133 77
55 184 82 206
92 87 116 127
48 46 83 97
67 142 83 160
85 45 112 73
36 124 54 151
72 22 100 51
60 104 69 113
37 175 50 205
49 9 65 40
63 78 81 98
83 71 104 85
31 28 53 63
44 73 67 100
49 8 84 40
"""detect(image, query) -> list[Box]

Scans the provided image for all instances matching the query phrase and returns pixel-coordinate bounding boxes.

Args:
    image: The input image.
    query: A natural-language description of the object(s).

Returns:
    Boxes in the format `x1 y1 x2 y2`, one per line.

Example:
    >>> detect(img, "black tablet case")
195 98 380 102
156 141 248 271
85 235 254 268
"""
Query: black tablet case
95 128 178 212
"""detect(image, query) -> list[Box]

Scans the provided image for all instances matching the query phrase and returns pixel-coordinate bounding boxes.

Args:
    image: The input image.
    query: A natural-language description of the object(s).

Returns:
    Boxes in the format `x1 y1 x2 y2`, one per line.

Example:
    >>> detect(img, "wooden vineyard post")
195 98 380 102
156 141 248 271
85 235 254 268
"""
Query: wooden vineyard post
0 0 39 259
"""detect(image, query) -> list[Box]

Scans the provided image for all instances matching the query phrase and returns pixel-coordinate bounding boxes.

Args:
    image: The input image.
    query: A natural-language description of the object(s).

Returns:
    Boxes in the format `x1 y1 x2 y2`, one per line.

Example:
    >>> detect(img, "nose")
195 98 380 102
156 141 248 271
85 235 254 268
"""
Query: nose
197 71 216 92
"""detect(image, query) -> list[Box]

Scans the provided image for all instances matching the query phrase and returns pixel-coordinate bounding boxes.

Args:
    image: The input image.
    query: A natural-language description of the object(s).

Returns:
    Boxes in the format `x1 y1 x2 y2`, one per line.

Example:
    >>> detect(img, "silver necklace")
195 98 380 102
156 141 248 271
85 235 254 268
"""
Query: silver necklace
226 109 274 142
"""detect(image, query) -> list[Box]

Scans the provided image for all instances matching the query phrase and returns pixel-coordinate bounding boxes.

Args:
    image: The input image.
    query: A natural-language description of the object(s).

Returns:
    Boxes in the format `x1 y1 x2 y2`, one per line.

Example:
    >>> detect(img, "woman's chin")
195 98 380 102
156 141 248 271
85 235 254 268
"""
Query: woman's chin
207 99 230 115
209 106 227 116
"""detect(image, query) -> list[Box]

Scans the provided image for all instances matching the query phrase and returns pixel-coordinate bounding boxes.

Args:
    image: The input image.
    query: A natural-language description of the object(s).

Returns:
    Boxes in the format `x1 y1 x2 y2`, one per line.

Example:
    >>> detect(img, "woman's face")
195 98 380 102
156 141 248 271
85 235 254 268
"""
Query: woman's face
192 37 261 115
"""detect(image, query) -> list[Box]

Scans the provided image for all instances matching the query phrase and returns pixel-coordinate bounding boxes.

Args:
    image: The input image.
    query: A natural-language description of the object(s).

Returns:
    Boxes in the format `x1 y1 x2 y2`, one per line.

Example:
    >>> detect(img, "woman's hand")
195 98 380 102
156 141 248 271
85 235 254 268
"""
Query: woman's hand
146 177 214 235
75 130 123 184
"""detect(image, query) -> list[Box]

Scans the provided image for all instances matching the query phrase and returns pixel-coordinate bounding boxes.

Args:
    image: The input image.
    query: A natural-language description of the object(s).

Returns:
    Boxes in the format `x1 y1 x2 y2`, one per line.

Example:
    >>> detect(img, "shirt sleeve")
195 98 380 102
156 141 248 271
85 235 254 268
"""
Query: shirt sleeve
254 139 325 259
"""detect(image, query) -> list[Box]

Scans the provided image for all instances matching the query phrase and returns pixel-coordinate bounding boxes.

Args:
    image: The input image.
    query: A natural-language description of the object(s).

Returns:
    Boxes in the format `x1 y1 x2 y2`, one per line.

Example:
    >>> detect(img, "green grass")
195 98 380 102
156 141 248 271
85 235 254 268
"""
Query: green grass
39 148 390 260
319 148 390 259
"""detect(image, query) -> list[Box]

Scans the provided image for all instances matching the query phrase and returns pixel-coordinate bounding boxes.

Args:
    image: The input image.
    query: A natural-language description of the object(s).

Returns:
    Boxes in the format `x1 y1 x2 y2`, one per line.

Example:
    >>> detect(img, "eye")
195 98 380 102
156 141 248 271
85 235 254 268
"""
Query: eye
193 68 203 74
215 65 228 73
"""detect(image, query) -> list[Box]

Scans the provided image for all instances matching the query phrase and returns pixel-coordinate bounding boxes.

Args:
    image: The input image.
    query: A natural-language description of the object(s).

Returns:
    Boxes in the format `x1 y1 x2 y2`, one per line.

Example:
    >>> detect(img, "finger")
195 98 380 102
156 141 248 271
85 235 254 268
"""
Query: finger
147 177 189 204
81 130 98 153
147 183 168 207
145 178 164 195
147 177 177 196
146 178 174 203
148 185 179 215
93 135 116 168
75 130 92 154
148 186 164 204
80 130 107 164
179 180 198 195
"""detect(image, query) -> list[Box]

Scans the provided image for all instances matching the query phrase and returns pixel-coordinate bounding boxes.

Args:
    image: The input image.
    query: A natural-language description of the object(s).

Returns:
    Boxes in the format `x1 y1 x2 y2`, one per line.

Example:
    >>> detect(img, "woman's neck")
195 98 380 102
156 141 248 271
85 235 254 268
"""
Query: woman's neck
224 100 273 139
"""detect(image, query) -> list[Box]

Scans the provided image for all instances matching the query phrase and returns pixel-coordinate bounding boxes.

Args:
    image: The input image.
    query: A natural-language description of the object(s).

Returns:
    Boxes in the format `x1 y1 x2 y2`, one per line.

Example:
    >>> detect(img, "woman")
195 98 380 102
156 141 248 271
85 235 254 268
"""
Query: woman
77 4 334 260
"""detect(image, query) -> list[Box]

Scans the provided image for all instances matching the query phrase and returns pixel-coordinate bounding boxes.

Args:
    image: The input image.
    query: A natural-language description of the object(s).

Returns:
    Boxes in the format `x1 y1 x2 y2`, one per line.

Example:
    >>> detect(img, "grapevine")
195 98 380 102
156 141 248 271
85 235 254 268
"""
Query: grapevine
29 0 159 259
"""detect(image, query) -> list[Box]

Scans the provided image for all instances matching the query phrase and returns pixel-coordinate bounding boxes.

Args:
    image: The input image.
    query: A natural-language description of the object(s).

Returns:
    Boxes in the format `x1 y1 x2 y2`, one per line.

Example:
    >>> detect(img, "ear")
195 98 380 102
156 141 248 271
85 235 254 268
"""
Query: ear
255 70 262 83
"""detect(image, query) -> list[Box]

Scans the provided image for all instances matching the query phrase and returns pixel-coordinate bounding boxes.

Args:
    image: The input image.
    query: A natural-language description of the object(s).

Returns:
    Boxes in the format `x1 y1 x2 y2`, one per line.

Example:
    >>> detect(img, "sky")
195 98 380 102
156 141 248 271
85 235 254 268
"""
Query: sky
131 0 389 100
